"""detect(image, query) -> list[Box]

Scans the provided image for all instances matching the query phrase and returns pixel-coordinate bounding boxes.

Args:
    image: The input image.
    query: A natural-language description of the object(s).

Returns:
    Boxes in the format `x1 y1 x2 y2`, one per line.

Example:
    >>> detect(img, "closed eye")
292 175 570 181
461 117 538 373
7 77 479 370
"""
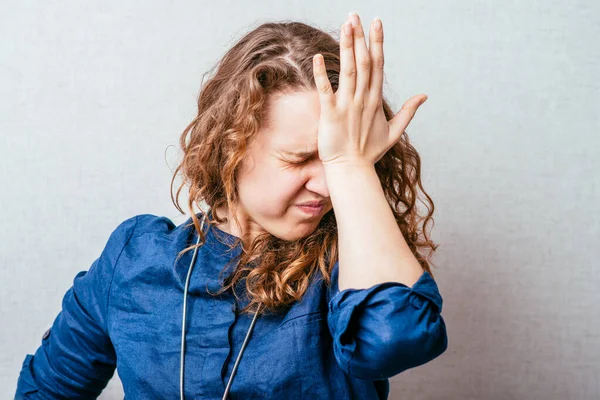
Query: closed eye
287 158 310 166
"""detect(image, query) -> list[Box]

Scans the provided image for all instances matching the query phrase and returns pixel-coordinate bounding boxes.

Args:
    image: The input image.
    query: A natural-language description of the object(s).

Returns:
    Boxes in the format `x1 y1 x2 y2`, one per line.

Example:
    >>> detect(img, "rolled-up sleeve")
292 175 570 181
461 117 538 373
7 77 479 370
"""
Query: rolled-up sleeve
327 261 448 380
15 216 138 399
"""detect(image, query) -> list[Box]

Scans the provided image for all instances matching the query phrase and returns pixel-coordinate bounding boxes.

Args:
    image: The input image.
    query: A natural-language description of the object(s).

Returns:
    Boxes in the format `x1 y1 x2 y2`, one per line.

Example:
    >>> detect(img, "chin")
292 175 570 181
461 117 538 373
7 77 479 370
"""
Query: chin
271 224 319 242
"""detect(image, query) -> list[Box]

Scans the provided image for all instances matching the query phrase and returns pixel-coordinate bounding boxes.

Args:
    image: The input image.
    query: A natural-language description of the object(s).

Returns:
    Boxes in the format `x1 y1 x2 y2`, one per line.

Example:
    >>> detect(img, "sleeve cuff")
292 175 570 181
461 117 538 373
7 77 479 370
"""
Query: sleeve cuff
328 270 443 315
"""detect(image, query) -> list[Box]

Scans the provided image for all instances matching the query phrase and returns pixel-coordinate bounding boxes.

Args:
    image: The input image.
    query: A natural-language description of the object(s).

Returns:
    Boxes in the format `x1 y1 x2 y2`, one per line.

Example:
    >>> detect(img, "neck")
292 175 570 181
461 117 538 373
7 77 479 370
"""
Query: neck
211 205 251 249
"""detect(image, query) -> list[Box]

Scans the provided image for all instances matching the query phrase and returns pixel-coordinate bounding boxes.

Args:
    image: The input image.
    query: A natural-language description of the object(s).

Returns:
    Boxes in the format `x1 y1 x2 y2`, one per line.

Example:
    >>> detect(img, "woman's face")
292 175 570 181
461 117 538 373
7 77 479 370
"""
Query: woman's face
216 90 333 244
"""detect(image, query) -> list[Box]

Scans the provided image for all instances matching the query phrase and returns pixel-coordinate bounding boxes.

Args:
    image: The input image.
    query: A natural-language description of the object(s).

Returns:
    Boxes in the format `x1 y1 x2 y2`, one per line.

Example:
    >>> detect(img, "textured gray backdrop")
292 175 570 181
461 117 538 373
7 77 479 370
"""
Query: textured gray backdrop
1 1 598 399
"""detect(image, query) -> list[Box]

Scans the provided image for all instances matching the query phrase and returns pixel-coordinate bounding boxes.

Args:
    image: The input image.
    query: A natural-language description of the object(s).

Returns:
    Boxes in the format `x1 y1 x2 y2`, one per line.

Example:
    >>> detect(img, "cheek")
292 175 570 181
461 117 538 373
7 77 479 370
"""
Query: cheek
239 165 305 212
266 172 305 209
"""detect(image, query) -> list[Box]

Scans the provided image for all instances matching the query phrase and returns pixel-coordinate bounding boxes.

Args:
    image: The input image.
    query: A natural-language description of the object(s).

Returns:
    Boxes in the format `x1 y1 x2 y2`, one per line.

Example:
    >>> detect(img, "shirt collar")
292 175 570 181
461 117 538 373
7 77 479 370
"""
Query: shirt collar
171 210 243 295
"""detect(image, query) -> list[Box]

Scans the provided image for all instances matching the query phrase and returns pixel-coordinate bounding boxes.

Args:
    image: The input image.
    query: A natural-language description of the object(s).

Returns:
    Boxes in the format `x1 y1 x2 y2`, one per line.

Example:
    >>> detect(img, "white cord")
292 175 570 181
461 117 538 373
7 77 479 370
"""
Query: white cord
180 212 261 400
222 303 261 399
180 213 205 400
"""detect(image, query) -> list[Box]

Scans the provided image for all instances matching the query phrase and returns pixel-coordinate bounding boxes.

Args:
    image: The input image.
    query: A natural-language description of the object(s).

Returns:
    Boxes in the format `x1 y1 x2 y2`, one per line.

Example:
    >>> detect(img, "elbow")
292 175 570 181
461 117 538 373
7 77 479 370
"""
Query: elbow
339 315 448 380
385 318 448 376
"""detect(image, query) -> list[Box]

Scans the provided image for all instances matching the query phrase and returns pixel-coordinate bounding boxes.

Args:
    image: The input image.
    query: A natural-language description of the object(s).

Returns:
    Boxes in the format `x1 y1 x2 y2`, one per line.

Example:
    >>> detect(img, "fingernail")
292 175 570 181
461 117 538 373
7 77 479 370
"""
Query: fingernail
373 18 382 31
344 21 352 36
348 12 359 27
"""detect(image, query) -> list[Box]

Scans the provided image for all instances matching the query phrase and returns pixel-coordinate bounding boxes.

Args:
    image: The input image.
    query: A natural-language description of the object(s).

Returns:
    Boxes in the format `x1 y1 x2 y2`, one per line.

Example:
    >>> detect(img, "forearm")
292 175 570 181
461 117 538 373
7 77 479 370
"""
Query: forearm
325 162 423 291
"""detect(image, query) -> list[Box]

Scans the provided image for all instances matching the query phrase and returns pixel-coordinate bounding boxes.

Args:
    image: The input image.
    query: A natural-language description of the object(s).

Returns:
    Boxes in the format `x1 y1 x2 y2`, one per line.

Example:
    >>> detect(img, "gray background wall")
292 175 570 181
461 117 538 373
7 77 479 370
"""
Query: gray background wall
1 1 598 399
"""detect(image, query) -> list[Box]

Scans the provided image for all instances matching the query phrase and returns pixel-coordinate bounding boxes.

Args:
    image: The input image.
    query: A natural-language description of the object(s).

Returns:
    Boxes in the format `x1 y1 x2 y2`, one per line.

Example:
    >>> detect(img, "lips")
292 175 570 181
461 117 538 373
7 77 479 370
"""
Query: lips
297 201 325 207
297 204 325 216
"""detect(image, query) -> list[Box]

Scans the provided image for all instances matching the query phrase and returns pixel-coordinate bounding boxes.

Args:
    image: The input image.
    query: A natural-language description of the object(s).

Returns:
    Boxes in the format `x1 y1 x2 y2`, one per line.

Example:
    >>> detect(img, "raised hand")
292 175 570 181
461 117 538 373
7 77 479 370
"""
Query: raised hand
312 12 428 167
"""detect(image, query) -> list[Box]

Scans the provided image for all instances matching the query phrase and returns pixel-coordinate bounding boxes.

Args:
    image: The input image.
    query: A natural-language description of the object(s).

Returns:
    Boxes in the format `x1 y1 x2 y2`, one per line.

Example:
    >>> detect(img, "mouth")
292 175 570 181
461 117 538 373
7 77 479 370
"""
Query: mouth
296 204 325 216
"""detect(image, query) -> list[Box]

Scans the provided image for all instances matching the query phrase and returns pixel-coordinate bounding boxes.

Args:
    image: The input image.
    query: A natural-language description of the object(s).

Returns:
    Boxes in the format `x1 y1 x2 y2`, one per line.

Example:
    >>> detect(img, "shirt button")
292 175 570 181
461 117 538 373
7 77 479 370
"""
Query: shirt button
42 328 51 340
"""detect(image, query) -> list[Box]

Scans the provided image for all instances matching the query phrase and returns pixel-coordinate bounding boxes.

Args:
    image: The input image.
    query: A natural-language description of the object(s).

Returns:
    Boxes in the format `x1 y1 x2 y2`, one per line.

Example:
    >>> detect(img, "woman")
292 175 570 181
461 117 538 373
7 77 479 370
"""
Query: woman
15 12 447 399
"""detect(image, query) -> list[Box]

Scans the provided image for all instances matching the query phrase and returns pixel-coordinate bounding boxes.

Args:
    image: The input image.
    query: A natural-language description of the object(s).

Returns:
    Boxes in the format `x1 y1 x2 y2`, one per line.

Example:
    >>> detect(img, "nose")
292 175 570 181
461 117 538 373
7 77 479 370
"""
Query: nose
304 160 330 199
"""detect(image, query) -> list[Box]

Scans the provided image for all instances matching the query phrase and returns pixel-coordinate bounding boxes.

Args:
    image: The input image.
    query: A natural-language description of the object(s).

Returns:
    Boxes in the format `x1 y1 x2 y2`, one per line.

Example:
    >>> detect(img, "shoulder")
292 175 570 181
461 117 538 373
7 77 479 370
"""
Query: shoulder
129 213 177 238
66 214 187 319
104 213 175 246
102 213 185 265
105 213 193 294
114 213 193 241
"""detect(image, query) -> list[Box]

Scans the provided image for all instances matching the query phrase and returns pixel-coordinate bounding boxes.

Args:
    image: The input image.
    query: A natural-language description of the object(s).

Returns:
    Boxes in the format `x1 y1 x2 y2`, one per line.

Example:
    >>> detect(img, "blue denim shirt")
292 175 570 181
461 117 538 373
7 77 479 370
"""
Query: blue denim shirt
15 213 448 399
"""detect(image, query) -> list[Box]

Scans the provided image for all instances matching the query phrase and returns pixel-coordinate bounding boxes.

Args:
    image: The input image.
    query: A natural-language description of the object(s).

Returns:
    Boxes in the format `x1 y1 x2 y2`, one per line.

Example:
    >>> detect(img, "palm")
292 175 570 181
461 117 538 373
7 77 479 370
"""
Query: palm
312 13 427 166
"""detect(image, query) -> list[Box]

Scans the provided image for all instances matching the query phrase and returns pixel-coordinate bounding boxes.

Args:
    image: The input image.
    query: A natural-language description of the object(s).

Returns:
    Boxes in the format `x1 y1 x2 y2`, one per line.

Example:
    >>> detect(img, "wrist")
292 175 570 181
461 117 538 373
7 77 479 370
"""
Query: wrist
322 158 374 173
323 161 379 191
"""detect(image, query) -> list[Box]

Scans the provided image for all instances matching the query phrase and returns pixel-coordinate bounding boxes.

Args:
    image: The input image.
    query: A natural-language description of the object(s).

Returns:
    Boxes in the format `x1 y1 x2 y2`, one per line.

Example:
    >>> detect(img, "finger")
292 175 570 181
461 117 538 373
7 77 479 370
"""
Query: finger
388 95 428 145
312 54 335 112
337 20 355 106
349 12 370 102
368 18 384 107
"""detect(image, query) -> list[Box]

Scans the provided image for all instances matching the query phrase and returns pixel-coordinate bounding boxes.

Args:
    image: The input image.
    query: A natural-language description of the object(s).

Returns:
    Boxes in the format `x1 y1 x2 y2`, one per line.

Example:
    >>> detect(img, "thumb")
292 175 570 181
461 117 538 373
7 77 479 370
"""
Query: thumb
387 94 427 146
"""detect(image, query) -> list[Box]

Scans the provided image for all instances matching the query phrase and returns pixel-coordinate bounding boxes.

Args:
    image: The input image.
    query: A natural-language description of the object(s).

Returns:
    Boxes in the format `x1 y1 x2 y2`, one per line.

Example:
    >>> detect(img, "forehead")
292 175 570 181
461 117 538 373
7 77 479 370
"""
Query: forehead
261 90 321 149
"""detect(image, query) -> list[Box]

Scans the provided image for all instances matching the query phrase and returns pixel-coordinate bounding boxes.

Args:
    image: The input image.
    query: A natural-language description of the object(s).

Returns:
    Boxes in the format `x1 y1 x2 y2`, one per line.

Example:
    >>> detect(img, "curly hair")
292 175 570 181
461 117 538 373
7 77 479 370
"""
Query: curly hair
169 20 439 316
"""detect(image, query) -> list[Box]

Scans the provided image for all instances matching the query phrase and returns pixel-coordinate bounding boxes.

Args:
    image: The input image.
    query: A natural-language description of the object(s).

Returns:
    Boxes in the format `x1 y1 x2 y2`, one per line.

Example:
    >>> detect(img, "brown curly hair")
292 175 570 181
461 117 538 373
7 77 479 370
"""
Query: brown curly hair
169 20 439 317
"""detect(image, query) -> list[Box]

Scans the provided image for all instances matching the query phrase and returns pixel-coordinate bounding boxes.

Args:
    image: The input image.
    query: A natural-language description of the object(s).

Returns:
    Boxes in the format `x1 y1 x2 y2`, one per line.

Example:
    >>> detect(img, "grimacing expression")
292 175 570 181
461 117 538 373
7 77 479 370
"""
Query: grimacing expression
217 90 333 244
